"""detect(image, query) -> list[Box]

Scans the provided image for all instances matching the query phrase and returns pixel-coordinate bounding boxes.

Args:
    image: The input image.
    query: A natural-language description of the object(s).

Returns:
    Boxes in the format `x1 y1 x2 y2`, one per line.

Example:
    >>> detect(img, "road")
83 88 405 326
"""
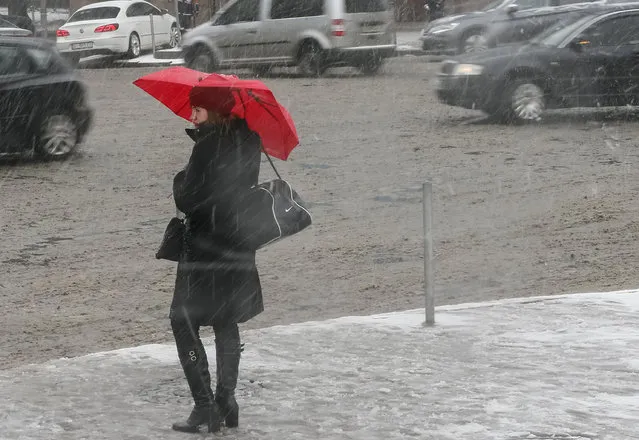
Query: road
2 57 639 369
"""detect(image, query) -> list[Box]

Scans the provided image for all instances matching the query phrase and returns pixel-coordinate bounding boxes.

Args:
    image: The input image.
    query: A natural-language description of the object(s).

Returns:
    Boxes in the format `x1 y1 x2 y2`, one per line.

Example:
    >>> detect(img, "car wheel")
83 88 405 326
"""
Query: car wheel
186 45 216 73
127 32 141 58
297 42 325 77
461 31 487 54
169 25 180 48
358 54 383 75
503 80 545 123
38 114 79 159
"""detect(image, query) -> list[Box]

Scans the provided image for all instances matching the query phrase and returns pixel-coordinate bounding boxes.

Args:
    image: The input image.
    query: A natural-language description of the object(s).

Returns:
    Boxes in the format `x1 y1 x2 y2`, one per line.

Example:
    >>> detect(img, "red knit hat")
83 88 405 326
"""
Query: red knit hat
189 86 236 116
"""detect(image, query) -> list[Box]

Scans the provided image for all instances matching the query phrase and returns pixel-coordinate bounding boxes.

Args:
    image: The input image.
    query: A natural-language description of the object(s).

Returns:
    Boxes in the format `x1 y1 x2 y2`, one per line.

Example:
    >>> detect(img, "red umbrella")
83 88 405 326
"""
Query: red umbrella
132 66 299 160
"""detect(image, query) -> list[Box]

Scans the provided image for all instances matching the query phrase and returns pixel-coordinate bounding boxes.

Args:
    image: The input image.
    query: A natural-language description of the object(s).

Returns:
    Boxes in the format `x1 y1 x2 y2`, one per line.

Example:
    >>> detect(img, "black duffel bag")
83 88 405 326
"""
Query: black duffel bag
235 178 312 250
233 128 312 250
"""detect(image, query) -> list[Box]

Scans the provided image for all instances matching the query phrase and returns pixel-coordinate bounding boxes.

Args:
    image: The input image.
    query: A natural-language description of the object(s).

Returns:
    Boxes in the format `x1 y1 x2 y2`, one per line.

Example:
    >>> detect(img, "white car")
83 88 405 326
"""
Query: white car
56 0 179 64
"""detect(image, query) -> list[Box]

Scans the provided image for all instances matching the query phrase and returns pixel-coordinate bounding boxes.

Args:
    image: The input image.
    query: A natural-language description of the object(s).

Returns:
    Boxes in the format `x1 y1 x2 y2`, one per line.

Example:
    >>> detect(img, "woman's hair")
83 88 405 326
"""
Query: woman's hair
189 87 235 116
203 111 237 126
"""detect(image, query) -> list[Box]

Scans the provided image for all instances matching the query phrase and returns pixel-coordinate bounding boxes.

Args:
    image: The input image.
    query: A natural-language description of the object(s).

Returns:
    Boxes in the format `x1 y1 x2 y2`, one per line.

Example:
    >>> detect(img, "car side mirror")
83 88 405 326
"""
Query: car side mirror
162 8 168 14
506 4 519 15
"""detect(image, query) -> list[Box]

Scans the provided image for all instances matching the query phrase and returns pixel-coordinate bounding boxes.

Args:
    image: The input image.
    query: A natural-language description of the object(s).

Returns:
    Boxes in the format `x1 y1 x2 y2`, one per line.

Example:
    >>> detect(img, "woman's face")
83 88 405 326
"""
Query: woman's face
191 106 209 125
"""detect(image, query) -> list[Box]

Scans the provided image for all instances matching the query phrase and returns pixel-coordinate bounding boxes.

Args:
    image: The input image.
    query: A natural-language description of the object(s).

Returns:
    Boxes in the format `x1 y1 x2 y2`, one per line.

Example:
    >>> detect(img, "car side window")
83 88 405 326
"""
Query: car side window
0 46 33 76
581 15 639 47
216 0 260 25
24 48 54 73
126 3 145 17
144 3 162 15
271 0 324 19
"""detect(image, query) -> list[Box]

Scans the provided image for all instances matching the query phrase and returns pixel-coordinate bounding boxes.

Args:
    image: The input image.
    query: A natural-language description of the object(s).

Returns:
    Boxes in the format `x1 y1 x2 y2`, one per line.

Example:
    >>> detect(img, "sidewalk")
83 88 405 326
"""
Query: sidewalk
1 289 638 440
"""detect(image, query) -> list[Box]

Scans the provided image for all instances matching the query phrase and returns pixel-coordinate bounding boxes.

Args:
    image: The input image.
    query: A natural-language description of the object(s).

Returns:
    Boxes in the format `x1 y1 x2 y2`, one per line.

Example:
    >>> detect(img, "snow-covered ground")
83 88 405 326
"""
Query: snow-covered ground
1 289 638 440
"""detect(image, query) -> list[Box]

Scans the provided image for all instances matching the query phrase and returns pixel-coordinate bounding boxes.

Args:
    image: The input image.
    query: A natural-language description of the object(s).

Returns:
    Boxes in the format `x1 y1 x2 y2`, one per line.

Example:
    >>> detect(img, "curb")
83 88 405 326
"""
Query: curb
78 49 440 69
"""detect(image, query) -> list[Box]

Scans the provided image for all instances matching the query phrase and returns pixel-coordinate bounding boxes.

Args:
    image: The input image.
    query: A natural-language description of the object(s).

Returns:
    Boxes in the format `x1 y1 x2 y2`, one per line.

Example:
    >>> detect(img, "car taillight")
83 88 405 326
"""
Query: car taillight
331 19 345 37
94 23 119 33
56 29 70 37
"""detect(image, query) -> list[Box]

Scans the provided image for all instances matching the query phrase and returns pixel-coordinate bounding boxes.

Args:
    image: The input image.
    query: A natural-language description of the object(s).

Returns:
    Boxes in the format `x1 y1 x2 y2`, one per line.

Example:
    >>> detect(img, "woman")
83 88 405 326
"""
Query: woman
170 87 263 433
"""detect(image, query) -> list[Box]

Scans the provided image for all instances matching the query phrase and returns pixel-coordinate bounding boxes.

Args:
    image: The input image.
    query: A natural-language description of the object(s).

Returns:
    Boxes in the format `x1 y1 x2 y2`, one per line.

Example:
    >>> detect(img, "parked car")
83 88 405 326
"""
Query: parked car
56 0 180 65
0 37 93 159
181 0 396 76
435 6 639 122
420 0 602 54
0 14 35 35
0 17 33 37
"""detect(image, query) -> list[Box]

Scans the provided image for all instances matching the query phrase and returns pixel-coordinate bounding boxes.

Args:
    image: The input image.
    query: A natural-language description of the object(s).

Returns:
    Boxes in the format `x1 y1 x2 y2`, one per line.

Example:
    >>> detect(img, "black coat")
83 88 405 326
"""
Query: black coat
170 119 263 324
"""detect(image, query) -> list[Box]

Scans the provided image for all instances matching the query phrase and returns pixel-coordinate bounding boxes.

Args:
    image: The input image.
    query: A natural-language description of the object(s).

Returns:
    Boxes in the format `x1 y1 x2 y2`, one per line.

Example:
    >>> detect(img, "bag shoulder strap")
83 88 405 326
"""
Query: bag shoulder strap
261 145 281 180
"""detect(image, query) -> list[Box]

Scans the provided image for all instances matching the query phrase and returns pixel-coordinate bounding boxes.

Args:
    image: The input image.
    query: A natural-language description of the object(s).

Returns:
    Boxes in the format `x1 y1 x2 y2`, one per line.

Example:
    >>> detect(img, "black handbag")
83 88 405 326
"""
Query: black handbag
156 216 185 262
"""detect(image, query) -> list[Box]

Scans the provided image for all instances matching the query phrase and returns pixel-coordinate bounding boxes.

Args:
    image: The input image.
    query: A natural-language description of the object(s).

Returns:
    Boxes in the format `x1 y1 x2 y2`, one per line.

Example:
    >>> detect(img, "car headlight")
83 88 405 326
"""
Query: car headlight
452 64 484 76
428 23 459 34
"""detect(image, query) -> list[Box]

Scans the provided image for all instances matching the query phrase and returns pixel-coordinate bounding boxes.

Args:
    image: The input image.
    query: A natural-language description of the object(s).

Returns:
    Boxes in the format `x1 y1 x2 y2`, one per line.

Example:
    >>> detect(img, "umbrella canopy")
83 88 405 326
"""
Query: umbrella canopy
133 67 299 160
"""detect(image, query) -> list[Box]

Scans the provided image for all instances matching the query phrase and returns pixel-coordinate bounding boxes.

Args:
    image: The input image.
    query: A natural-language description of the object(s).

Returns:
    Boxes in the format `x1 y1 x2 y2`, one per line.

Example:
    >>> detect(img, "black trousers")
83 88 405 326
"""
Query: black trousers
171 310 242 407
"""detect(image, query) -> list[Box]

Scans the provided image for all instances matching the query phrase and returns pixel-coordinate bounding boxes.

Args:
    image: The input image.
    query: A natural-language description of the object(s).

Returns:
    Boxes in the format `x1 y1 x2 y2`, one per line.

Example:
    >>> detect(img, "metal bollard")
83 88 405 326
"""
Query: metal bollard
423 181 435 326
150 13 156 56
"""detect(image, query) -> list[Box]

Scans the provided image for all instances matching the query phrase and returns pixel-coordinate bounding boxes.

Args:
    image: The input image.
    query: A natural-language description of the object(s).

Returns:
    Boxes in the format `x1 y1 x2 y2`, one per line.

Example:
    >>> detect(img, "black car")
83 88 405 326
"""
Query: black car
0 37 93 159
436 6 639 121
419 0 601 54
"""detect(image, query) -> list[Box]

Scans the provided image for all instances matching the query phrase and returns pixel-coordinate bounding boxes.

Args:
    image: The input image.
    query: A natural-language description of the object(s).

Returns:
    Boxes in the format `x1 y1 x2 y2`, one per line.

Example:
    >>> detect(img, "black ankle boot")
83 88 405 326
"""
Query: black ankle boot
215 393 239 428
171 405 222 433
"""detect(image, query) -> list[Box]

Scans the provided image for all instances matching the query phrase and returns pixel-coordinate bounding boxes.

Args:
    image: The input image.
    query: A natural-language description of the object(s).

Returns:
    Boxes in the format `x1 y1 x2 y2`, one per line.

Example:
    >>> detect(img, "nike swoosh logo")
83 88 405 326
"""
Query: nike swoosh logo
285 207 293 212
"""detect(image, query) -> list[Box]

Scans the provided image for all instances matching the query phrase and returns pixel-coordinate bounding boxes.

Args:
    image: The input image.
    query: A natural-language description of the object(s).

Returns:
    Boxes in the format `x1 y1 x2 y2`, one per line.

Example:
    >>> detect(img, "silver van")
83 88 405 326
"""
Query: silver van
181 0 396 76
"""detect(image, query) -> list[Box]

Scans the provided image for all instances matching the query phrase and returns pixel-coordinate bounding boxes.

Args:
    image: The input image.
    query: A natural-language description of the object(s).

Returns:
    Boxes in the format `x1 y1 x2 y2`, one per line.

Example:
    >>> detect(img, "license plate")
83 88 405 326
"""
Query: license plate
71 42 93 50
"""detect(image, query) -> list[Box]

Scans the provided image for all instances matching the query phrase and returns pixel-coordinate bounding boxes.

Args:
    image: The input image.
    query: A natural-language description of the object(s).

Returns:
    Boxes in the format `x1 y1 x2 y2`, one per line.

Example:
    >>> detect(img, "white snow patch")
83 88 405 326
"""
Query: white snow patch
1 289 638 440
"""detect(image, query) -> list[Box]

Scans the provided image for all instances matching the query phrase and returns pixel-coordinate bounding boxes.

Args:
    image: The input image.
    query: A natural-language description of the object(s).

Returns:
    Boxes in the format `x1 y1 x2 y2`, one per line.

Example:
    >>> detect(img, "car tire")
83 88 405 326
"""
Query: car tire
127 32 141 58
37 114 79 160
460 30 487 54
169 24 180 48
186 45 217 73
500 79 546 123
297 42 326 77
357 54 383 75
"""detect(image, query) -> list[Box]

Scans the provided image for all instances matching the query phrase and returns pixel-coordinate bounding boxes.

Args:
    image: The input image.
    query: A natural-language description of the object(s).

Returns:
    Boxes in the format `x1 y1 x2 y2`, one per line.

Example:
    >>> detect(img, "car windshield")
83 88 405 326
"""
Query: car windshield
68 7 120 22
530 12 595 46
